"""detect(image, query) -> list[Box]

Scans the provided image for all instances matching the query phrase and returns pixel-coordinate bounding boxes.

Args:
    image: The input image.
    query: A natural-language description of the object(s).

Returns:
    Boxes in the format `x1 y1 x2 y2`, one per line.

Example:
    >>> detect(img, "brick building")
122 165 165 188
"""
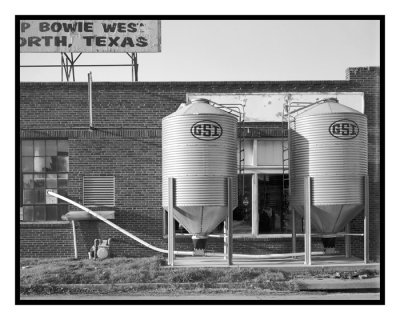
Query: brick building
19 66 381 261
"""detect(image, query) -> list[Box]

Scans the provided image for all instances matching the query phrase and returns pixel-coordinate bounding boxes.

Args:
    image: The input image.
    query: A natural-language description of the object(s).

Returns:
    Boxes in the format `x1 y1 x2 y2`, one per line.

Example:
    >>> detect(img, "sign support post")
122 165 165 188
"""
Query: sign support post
61 53 82 82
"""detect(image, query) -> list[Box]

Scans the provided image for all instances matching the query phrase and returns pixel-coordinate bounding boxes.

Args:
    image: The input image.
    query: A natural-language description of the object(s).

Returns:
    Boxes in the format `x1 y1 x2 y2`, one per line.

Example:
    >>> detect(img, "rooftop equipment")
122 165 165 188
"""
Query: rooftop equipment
162 99 238 252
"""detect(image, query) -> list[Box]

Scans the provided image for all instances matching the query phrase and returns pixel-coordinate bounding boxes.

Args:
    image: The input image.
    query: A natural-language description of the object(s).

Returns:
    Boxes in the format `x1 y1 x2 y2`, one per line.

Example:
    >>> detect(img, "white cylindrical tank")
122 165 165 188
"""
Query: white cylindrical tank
162 99 238 245
289 98 368 233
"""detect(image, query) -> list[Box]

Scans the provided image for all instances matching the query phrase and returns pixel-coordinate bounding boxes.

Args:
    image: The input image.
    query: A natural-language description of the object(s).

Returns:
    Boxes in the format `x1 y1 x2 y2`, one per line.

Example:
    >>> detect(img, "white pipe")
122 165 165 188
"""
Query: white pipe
47 191 325 260
47 191 193 256
88 72 93 130
206 251 324 258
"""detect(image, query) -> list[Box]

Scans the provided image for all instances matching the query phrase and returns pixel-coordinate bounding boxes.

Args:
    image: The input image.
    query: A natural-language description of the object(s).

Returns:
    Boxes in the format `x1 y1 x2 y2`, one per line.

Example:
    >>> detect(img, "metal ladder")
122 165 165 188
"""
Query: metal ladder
211 102 246 197
281 100 293 231
281 98 325 232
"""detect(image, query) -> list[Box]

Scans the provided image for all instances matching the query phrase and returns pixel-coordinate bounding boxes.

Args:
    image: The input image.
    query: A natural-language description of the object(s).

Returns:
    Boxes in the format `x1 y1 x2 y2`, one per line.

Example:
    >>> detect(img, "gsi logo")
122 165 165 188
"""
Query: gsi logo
329 119 359 140
191 120 223 141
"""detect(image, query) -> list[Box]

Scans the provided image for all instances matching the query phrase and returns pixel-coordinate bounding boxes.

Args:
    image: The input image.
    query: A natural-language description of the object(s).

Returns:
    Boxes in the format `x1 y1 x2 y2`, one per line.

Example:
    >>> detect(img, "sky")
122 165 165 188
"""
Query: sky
19 19 380 82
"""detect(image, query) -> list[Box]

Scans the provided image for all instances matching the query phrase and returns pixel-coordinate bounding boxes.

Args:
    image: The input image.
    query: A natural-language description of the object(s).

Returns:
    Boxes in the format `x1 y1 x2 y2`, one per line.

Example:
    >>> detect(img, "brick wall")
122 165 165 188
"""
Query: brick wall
19 67 381 261
346 66 381 261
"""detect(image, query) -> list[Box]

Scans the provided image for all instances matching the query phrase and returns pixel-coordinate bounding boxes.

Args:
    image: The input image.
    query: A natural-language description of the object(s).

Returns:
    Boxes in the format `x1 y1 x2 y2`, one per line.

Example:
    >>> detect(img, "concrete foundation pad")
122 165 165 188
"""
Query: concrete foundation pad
170 255 380 272
296 278 380 291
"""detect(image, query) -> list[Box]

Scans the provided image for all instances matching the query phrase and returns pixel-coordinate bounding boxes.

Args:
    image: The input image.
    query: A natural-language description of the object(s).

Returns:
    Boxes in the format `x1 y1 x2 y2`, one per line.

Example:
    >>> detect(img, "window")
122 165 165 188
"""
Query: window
233 174 253 234
20 139 69 221
238 140 254 166
237 139 304 235
258 174 287 233
257 140 283 166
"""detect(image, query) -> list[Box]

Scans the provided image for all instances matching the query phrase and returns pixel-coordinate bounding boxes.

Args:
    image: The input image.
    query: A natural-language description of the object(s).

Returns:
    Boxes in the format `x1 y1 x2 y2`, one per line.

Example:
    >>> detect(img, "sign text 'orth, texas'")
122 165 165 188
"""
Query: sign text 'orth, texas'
20 20 161 53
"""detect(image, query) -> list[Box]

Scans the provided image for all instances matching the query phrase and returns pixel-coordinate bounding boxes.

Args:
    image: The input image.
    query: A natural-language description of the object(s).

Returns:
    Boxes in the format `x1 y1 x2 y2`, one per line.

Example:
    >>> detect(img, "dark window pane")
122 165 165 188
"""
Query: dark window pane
58 188 68 203
34 140 45 156
23 190 35 204
58 140 69 156
35 189 46 204
45 156 57 172
34 206 46 221
57 156 69 172
46 174 57 188
23 174 34 189
46 206 58 221
258 174 288 234
34 174 45 188
23 206 34 221
58 174 68 188
22 141 33 156
58 205 68 220
46 140 57 156
22 157 33 172
233 174 252 234
34 157 46 172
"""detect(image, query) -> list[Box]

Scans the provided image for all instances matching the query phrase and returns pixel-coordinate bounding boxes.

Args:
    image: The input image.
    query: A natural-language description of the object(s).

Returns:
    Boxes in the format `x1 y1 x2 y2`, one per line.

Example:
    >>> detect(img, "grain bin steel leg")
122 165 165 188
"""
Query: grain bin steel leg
304 177 312 265
223 220 227 260
364 175 369 264
168 178 176 266
71 220 78 259
252 173 259 236
292 208 297 257
345 223 351 258
227 177 233 265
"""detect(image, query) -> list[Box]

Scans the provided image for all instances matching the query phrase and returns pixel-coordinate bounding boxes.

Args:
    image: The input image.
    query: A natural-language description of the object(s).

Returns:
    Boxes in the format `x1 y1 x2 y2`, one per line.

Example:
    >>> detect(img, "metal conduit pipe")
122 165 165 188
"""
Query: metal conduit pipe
207 252 324 258
47 191 324 259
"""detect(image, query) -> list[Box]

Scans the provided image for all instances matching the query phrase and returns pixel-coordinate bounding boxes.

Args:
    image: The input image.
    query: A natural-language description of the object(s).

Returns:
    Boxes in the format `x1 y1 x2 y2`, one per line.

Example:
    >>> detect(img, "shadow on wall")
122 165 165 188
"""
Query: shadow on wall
73 209 165 258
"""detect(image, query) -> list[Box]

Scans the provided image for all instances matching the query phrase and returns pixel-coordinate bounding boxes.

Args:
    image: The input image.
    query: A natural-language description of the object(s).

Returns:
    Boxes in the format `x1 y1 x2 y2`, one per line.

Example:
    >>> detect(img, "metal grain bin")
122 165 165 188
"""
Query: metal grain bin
289 98 368 233
162 99 238 245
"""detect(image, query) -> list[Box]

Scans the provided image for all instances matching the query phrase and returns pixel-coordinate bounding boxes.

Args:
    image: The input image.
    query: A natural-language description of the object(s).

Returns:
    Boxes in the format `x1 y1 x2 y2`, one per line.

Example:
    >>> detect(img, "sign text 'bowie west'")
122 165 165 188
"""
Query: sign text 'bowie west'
20 20 161 53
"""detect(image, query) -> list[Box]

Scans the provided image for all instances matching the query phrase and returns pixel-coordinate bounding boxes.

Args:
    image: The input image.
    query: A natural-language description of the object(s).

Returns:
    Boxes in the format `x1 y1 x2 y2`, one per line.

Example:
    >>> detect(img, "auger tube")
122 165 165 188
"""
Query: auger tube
47 191 324 259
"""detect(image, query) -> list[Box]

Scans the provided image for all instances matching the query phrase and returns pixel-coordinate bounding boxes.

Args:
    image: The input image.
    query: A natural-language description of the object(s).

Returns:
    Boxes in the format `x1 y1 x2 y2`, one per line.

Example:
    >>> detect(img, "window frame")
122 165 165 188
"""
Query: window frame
20 139 69 222
240 138 304 237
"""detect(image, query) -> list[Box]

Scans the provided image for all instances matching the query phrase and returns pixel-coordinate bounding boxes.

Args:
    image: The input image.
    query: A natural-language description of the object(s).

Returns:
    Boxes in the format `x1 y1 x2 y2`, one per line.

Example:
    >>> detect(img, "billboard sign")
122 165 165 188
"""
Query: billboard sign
20 20 161 53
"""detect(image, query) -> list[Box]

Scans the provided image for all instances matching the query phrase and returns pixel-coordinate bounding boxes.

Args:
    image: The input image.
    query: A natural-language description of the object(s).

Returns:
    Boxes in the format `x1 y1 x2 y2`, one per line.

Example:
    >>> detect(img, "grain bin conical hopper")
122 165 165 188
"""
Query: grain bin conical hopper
289 98 368 235
162 99 238 251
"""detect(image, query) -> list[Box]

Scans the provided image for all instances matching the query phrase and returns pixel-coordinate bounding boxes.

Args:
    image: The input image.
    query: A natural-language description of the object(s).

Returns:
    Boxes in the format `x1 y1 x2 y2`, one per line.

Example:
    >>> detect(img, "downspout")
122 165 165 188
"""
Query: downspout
88 72 94 131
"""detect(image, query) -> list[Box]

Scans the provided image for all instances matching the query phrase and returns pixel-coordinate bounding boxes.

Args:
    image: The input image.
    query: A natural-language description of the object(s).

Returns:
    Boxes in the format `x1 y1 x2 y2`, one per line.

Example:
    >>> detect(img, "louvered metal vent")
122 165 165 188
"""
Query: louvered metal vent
83 176 115 207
